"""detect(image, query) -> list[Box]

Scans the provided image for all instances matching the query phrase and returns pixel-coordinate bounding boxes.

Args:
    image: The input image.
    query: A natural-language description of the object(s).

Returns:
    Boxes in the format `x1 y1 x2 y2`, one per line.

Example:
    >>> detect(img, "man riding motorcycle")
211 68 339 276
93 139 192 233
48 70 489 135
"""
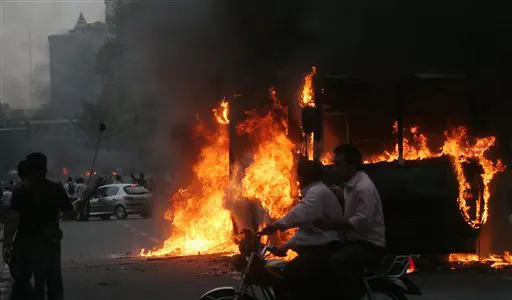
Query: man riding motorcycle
320 144 386 300
262 158 344 300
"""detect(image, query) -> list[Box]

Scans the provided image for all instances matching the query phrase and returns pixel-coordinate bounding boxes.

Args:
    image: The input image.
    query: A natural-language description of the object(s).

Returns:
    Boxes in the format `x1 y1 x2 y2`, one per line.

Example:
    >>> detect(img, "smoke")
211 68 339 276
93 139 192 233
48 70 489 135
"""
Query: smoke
0 0 104 108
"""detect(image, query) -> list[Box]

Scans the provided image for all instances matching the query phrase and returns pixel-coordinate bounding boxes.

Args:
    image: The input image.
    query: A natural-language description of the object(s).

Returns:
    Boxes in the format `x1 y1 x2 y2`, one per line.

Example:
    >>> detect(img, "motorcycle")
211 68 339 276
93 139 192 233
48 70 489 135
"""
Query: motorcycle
200 230 422 300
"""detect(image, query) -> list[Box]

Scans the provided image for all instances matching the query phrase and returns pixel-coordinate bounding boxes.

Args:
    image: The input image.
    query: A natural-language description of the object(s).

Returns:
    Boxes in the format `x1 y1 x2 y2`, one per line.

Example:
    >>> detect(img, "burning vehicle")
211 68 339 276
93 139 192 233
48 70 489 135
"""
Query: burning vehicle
139 67 510 272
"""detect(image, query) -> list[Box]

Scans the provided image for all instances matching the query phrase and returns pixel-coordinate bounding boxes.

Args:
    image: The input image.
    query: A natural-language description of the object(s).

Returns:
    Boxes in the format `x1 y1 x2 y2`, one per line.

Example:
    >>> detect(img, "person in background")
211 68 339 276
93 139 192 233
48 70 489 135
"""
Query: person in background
63 177 75 199
4 153 86 300
320 144 386 300
113 174 123 184
1 185 13 206
130 171 147 188
74 178 88 202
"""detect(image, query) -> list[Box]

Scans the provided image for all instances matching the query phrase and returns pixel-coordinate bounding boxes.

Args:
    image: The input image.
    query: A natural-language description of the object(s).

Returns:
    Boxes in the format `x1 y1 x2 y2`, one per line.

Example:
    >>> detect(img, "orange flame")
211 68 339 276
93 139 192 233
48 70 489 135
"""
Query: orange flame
364 122 505 229
142 94 297 257
449 252 512 269
300 66 317 160
140 101 235 256
300 66 317 108
237 94 296 219
213 98 230 125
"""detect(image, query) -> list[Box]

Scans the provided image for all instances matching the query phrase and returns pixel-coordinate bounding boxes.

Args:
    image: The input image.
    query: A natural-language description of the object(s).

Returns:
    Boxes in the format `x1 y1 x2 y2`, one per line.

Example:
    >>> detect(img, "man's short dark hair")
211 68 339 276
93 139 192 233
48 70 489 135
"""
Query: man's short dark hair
26 152 48 175
333 144 363 168
297 158 323 184
17 160 32 180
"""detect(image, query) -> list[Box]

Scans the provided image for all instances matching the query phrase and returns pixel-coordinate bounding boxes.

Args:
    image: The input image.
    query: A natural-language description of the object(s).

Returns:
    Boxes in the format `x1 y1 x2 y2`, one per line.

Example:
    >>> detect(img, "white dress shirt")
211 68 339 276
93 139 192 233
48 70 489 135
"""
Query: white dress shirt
343 171 386 247
275 181 344 249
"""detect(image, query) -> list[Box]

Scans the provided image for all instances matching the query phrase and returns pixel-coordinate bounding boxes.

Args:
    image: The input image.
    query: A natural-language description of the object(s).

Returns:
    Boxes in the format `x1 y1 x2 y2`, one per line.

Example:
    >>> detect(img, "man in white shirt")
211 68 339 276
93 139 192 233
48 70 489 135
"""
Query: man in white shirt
73 178 88 200
324 144 386 300
262 159 344 300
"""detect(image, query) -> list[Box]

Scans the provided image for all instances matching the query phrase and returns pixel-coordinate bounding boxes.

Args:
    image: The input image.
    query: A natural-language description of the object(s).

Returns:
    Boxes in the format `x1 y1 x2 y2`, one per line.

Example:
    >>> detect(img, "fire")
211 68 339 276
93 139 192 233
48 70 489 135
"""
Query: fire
213 98 230 125
300 66 317 160
140 101 235 256
142 94 297 257
237 96 296 219
320 152 334 165
449 252 512 269
300 66 317 108
364 122 505 229
365 122 437 163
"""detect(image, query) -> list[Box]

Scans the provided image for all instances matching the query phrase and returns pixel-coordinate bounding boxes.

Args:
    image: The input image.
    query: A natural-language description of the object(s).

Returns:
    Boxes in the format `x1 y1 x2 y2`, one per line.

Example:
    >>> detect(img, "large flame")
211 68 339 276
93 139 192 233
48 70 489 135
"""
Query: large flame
142 94 297 257
140 101 235 256
363 122 505 229
237 93 296 219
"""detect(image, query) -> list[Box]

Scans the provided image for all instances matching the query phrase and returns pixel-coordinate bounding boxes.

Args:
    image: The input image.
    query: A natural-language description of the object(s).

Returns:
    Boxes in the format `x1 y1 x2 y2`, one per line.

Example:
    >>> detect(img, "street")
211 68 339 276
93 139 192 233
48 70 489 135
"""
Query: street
0 217 511 300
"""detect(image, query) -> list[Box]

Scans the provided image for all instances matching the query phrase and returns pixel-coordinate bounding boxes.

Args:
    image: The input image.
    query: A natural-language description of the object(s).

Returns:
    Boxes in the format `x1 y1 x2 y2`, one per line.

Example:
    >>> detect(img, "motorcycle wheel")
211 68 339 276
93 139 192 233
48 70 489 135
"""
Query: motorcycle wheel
199 288 255 300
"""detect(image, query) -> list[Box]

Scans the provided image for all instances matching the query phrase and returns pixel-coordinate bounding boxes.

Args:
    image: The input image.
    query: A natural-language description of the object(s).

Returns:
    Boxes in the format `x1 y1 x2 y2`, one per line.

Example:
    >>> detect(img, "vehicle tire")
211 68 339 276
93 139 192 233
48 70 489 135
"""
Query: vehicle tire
199 288 255 300
115 205 128 219
99 215 111 221
367 278 408 300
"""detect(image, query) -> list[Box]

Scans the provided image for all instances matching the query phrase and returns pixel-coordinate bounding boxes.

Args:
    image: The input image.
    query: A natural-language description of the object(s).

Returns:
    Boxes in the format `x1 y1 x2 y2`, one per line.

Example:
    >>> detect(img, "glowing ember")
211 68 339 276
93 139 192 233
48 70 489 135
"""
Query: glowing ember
140 101 235 256
364 122 505 229
449 252 512 269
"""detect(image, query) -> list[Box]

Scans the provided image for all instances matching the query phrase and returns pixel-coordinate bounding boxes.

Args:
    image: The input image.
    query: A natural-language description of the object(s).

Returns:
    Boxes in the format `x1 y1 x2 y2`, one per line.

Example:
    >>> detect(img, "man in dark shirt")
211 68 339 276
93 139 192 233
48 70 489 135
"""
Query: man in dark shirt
4 153 85 300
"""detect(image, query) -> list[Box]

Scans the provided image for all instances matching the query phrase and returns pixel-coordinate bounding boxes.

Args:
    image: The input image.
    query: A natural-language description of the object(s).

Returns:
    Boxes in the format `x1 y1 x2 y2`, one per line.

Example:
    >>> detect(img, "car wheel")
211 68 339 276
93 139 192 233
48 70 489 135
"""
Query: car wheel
99 215 111 221
115 205 128 219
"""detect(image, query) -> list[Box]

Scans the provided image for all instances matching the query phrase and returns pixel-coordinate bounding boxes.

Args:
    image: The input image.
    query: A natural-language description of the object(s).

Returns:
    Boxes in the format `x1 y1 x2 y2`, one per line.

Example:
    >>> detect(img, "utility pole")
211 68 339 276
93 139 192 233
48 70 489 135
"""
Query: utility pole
28 28 33 109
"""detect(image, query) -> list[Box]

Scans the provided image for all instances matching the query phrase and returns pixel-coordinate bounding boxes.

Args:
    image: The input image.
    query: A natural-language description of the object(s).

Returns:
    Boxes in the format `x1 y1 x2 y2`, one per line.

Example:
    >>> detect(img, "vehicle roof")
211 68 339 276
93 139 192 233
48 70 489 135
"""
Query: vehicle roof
98 184 144 189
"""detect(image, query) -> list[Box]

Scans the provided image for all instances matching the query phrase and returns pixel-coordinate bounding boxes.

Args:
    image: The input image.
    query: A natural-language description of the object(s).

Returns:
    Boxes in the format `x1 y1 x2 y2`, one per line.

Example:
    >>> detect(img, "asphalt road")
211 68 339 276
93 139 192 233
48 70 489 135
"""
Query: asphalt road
0 217 511 299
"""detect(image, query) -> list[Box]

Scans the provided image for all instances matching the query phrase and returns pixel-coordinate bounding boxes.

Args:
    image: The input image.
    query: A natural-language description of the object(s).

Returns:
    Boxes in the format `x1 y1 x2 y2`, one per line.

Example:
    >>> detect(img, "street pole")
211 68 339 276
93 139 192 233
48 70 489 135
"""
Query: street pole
28 28 32 109
397 84 404 166
88 123 106 181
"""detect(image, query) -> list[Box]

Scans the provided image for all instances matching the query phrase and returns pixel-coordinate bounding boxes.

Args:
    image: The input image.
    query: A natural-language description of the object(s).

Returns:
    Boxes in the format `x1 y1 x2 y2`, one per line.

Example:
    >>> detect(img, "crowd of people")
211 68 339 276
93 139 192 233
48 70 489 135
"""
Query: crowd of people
0 153 158 300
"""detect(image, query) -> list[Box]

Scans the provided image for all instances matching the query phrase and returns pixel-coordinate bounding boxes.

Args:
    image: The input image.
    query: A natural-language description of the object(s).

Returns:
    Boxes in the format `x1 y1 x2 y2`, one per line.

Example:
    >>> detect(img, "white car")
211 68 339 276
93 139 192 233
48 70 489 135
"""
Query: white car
89 184 152 220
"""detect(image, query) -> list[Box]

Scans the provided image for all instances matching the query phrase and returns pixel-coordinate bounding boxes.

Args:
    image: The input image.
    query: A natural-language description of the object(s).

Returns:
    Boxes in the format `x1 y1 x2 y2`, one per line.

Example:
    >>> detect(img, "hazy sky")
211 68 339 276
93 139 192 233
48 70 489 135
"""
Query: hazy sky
1 0 105 108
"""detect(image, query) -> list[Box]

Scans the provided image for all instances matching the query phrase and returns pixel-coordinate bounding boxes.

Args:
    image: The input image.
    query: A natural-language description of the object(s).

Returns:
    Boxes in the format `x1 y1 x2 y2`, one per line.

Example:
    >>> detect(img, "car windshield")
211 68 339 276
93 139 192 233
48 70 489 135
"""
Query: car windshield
123 186 149 195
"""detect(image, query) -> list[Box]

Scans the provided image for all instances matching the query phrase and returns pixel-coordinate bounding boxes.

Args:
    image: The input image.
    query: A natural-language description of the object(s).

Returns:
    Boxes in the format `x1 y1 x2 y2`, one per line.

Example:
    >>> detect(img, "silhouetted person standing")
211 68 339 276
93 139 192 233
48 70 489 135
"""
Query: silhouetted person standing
4 153 85 300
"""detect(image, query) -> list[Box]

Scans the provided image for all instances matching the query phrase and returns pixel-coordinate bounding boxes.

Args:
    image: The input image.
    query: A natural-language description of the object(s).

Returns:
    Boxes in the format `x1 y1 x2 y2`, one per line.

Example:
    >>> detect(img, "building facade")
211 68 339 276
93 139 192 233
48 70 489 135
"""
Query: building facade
48 13 107 117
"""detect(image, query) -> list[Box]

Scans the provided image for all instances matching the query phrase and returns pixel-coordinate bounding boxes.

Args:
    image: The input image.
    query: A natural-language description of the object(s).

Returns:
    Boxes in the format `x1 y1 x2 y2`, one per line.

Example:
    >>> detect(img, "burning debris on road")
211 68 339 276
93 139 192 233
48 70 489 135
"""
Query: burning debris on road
449 252 512 269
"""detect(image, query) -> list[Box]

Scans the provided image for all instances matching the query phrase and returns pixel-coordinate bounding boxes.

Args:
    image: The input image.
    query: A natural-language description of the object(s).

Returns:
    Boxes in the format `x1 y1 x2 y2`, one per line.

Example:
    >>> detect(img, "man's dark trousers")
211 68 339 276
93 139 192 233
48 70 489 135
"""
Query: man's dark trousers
9 237 63 300
281 242 342 300
328 242 384 300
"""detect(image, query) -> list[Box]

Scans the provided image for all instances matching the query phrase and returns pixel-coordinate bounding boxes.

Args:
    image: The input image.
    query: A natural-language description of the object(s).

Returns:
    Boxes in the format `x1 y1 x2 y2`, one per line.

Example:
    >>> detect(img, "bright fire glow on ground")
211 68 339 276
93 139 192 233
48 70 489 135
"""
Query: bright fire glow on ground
449 252 512 269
